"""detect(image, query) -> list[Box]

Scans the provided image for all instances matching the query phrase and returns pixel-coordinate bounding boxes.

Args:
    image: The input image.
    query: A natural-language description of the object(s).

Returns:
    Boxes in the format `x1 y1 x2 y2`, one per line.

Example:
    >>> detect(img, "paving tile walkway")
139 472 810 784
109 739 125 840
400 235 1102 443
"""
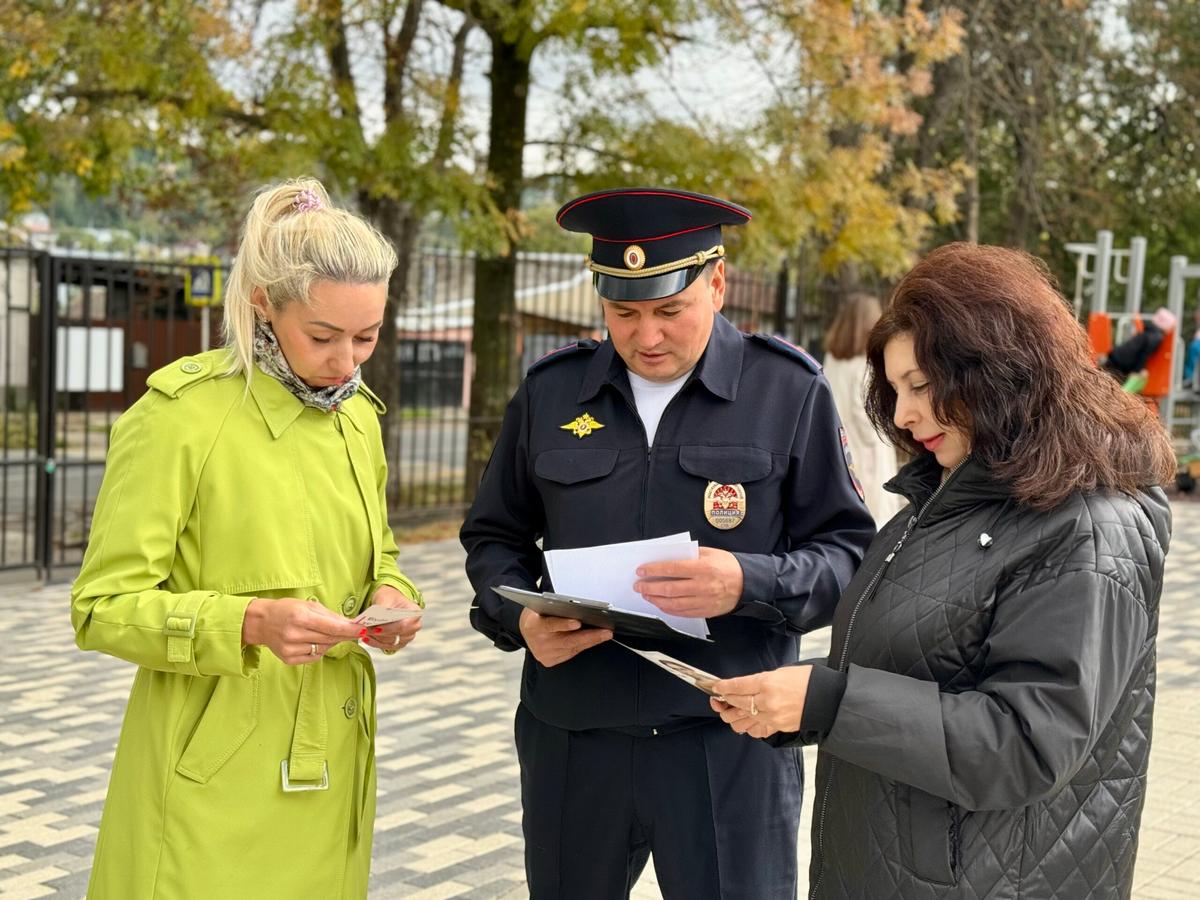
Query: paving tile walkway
1 502 1198 898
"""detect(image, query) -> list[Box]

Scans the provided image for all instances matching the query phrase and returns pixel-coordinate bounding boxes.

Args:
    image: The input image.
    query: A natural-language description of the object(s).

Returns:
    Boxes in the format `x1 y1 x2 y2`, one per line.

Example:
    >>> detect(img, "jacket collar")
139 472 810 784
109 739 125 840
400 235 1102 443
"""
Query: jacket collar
887 453 1013 525
577 312 743 403
246 369 366 438
248 369 305 439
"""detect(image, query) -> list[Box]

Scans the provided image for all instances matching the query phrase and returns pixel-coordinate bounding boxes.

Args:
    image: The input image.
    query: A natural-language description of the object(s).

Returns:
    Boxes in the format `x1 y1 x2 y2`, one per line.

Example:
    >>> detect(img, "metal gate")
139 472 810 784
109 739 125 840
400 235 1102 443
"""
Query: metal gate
1 249 218 578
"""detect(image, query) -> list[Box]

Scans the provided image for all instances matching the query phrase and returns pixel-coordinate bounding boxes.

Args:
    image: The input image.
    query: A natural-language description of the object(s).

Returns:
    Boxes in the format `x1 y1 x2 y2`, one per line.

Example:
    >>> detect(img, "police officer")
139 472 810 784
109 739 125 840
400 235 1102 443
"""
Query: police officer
461 187 875 899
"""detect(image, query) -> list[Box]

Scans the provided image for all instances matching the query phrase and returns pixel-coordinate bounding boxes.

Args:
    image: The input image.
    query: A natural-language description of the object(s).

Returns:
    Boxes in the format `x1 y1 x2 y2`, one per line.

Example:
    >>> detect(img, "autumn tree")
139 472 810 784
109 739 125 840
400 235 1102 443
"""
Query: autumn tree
0 0 480 503
553 0 966 344
1095 0 1200 292
433 0 698 497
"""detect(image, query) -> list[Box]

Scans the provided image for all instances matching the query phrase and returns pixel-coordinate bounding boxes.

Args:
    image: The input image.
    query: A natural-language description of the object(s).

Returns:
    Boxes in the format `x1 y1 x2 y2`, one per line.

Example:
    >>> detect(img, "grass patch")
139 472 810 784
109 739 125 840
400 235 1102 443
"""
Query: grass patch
394 478 466 508
391 516 464 544
1 415 37 450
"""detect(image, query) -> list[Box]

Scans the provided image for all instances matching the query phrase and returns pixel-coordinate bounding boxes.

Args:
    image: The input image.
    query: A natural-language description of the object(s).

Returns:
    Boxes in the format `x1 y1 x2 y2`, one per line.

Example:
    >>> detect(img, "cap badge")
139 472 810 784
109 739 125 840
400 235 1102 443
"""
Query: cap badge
560 412 605 439
623 244 646 271
704 482 746 530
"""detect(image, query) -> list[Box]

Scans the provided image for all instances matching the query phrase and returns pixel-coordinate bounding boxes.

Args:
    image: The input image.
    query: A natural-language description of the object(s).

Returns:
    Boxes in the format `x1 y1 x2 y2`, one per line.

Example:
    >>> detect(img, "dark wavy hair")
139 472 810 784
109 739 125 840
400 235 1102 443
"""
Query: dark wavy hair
865 243 1176 510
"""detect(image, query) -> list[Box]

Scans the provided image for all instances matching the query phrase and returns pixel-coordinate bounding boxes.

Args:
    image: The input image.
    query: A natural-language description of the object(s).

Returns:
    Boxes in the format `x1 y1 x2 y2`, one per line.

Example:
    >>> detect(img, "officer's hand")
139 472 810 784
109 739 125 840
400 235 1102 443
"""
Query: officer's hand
708 666 812 739
242 598 365 666
360 585 423 655
633 547 744 618
519 609 612 667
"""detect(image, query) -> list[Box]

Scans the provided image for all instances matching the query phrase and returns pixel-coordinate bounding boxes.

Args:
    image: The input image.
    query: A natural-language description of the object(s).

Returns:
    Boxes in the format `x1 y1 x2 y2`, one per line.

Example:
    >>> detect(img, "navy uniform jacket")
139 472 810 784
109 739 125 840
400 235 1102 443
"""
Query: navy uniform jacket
461 313 875 731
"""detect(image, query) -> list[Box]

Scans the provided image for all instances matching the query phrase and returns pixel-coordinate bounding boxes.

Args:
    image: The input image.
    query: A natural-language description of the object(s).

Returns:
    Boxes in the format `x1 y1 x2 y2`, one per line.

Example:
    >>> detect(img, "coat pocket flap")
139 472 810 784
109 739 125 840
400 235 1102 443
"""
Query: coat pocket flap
176 672 260 784
534 448 619 485
678 445 773 484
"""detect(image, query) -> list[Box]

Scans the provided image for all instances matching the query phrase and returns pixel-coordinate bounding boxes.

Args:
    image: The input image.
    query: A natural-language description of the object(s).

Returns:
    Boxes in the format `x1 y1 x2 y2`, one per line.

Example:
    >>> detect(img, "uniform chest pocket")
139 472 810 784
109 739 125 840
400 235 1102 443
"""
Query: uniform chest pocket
534 448 619 484
677 445 773 484
533 448 626 546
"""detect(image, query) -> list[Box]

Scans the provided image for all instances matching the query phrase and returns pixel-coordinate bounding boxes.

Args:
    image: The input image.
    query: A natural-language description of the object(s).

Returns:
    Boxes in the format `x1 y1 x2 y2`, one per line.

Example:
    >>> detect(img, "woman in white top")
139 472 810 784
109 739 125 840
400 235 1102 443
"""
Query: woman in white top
822 293 904 525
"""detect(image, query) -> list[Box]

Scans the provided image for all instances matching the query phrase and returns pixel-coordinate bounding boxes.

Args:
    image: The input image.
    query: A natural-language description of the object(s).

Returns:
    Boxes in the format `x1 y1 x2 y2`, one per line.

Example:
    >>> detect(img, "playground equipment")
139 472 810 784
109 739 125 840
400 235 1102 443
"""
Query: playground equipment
1066 232 1192 433
1165 255 1200 436
1176 427 1200 493
1065 230 1147 320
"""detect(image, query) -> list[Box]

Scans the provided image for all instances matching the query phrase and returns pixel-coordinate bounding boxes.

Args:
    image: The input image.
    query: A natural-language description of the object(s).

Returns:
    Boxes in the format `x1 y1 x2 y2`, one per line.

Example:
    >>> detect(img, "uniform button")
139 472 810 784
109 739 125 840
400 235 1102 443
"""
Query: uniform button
180 360 202 374
341 595 358 616
343 698 358 719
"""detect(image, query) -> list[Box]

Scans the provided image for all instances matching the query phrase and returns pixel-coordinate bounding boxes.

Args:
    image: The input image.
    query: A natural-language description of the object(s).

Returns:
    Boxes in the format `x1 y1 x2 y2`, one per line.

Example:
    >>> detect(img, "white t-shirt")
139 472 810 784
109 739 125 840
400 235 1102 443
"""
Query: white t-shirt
627 368 693 446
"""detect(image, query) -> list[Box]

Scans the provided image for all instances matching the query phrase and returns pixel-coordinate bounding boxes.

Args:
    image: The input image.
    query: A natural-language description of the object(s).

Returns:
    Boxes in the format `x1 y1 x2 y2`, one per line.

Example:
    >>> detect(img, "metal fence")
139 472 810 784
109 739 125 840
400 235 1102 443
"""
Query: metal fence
2 245 787 577
1 249 222 577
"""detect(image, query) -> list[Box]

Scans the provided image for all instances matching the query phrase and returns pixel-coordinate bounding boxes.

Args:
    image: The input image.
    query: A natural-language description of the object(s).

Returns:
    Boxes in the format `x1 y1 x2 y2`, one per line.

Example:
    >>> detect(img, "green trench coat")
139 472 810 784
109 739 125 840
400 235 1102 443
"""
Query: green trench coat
71 351 421 900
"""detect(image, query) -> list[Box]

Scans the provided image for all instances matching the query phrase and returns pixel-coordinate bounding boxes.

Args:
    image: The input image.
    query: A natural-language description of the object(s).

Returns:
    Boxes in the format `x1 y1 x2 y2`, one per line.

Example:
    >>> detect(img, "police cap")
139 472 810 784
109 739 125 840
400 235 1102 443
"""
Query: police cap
556 187 751 302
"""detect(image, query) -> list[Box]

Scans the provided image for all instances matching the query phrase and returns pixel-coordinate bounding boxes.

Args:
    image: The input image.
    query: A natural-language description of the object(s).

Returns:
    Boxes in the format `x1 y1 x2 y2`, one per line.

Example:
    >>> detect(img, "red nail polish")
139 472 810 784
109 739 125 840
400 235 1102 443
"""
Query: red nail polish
372 627 382 634
358 628 367 637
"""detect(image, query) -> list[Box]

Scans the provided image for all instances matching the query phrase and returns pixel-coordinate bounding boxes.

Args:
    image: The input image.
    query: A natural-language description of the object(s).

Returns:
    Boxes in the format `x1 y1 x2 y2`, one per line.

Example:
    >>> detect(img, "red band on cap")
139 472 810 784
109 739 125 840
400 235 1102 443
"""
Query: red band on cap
591 223 717 244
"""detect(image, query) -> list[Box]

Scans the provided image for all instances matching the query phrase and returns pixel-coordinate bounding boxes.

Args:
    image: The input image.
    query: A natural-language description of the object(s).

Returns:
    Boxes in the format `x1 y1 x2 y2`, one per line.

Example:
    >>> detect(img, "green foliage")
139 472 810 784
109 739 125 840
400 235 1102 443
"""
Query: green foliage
0 1 241 217
909 0 1200 300
520 203 591 253
553 1 965 279
0 0 489 240
1094 0 1200 295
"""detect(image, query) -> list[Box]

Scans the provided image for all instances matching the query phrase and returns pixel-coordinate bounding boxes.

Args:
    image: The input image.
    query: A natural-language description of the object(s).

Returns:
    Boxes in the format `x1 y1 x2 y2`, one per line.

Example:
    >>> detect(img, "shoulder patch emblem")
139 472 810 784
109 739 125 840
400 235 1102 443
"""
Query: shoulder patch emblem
840 426 866 503
560 412 605 439
751 334 822 374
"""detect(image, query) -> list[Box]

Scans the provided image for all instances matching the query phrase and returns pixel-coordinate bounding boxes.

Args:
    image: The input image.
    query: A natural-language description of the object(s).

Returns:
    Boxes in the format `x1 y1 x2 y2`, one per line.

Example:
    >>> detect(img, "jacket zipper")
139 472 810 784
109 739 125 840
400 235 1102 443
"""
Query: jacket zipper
809 455 970 898
620 380 690 540
619 393 652 538
619 384 686 729
950 806 962 876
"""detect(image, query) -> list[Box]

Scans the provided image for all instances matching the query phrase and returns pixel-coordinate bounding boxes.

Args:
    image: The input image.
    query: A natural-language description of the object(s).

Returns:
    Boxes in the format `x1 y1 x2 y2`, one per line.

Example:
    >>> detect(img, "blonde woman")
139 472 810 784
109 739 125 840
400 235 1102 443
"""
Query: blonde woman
72 178 422 899
822 293 903 525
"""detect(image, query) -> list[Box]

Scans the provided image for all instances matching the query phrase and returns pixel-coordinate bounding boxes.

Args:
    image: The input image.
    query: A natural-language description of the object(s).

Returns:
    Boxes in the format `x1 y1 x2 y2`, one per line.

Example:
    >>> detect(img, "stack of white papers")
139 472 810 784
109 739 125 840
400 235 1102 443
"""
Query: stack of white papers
544 533 710 640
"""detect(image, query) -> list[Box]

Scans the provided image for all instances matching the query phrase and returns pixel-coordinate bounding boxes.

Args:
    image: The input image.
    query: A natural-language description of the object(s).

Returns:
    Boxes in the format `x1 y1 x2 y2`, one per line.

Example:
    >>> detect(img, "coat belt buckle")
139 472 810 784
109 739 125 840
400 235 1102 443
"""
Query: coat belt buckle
280 760 330 792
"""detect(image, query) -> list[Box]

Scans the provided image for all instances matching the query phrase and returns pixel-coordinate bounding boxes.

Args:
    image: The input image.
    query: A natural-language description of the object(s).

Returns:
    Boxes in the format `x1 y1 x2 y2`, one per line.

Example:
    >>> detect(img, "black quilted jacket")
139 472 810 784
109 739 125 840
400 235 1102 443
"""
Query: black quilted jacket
789 454 1171 899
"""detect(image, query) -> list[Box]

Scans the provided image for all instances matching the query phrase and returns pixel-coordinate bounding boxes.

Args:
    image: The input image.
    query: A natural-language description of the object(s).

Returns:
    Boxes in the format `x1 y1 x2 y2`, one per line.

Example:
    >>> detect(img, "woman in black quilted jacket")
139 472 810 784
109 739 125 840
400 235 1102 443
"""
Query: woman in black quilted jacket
712 243 1175 899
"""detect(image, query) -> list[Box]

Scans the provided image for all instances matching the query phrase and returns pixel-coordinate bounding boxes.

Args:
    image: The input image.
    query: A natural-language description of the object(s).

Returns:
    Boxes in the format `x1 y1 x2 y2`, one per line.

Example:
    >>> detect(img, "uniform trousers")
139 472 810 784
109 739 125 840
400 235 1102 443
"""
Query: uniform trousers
514 702 802 899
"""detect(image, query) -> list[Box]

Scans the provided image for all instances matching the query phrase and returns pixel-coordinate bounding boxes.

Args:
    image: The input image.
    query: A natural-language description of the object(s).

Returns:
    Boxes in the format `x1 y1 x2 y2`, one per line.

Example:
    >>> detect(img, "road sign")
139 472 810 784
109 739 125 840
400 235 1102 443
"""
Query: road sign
184 256 223 308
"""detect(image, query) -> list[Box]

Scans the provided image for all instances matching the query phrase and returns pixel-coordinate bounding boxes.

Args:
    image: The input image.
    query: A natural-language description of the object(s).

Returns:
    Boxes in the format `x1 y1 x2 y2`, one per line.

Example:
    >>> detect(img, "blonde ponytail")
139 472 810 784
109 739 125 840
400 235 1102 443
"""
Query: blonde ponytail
222 177 398 378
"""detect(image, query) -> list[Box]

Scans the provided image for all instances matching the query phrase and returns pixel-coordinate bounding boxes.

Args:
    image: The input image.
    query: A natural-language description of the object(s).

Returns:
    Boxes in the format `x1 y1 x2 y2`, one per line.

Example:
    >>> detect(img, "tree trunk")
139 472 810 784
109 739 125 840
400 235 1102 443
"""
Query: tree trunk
1006 130 1037 250
463 34 530 502
963 32 980 244
359 191 419 509
791 244 808 346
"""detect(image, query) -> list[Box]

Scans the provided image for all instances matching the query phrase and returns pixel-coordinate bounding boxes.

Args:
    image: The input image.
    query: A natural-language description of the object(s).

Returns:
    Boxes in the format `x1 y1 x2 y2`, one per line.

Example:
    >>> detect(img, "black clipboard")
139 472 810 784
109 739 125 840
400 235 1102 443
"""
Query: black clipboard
492 585 712 643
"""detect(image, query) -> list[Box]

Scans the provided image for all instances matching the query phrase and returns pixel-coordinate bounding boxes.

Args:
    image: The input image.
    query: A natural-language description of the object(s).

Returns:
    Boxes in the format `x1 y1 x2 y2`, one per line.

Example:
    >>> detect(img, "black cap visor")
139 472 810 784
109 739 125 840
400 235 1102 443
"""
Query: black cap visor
594 265 706 302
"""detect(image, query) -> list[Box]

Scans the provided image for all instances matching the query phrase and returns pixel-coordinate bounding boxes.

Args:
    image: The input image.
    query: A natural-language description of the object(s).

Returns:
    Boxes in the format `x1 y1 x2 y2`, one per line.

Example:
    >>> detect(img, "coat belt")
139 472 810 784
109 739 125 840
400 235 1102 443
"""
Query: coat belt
283 644 375 841
284 643 369 783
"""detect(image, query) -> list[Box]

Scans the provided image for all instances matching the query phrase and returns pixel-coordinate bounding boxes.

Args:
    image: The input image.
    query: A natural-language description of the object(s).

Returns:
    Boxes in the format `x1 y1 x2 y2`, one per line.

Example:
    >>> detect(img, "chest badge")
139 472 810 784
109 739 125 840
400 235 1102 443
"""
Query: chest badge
704 482 747 530
560 412 605 439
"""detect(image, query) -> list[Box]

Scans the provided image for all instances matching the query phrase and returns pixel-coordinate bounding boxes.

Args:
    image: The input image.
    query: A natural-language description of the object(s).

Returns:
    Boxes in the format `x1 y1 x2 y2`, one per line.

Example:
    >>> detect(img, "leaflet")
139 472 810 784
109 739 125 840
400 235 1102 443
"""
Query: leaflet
615 641 721 695
543 533 709 640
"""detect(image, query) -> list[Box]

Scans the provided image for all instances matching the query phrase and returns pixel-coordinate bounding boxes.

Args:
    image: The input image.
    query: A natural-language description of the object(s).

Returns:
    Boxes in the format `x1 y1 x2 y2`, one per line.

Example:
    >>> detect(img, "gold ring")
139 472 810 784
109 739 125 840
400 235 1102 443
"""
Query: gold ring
310 643 318 656
750 695 759 716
